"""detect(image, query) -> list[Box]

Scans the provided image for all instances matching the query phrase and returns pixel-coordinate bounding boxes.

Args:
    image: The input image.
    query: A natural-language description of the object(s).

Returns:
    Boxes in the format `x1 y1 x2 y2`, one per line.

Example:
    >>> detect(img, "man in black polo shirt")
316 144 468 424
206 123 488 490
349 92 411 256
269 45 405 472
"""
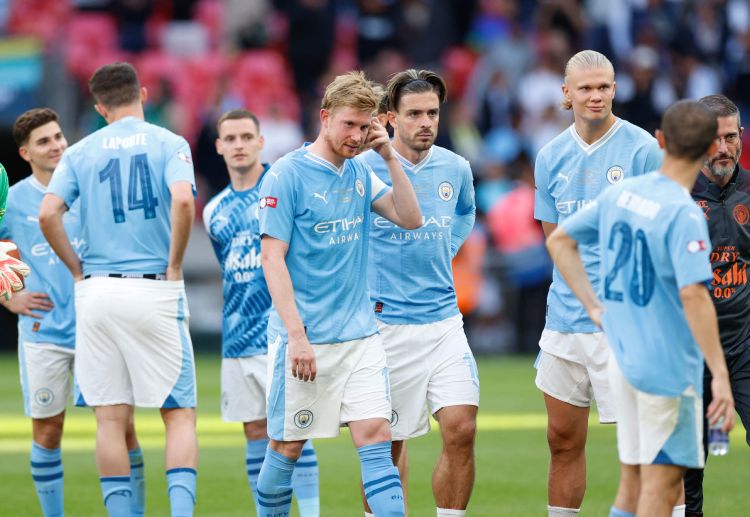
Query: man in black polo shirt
684 94 749 517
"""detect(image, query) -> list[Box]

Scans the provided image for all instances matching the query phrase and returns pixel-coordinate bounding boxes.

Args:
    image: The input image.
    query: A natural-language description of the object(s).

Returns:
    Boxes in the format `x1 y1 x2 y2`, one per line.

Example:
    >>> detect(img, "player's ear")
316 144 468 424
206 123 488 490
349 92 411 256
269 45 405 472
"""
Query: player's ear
655 129 666 150
320 109 330 129
18 145 30 163
258 134 265 150
94 104 107 120
387 110 397 129
611 81 616 99
140 87 148 105
215 137 223 156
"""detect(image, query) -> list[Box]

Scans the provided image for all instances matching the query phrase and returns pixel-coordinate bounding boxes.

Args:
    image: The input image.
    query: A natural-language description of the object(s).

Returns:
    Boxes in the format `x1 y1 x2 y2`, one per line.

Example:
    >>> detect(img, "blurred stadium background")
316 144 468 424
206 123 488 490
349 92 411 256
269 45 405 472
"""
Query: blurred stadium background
1 0 750 514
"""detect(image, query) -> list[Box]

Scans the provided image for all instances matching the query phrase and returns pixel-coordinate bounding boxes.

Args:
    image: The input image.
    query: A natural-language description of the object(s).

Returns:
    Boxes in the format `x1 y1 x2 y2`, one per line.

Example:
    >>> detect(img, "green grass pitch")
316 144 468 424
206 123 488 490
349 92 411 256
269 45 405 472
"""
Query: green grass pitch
0 354 746 516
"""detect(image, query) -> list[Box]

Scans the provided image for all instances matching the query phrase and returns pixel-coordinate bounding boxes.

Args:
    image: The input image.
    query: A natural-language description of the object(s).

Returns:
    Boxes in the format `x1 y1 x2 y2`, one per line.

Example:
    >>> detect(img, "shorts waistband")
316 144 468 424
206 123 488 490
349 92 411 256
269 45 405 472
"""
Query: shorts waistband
83 273 167 281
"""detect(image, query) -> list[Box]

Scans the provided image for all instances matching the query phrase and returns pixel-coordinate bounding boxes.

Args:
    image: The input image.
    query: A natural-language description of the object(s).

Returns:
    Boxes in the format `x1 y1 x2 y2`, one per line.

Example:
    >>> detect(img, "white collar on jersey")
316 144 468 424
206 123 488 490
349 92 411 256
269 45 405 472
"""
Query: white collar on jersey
28 175 48 193
304 151 346 176
569 118 623 156
393 146 434 174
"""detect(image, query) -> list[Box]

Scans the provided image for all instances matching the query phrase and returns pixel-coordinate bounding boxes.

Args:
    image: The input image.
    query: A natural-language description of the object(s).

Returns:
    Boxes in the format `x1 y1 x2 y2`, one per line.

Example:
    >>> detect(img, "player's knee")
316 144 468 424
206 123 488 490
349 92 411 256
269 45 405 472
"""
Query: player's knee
546 423 585 455
34 422 63 449
161 407 196 427
443 418 477 451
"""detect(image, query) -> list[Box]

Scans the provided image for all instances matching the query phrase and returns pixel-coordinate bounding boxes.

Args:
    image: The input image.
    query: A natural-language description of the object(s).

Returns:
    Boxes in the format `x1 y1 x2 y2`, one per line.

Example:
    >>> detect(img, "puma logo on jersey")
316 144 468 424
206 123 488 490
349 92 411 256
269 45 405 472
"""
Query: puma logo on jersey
313 191 329 204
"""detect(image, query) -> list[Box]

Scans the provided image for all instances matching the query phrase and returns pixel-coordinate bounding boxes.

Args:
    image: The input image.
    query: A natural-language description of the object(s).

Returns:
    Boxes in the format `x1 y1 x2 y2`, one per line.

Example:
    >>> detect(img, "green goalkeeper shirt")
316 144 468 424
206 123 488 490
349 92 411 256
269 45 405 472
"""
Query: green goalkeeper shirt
0 163 8 226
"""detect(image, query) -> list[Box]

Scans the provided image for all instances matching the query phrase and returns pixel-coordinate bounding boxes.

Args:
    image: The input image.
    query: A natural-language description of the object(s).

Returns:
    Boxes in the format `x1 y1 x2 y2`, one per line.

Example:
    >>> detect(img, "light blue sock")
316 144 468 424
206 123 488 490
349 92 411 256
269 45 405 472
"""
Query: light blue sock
609 507 635 517
100 476 132 517
246 438 269 514
256 448 295 517
129 447 146 516
358 441 404 517
292 440 320 517
166 467 196 517
30 442 64 517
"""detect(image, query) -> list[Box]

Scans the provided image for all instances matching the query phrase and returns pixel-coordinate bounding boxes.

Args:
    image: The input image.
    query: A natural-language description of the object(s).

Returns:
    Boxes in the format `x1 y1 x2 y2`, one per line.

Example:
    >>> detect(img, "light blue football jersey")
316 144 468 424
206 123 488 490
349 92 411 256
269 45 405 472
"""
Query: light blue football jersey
562 172 712 397
204 166 271 358
0 176 84 348
360 146 476 324
534 119 663 333
46 117 195 275
258 146 389 345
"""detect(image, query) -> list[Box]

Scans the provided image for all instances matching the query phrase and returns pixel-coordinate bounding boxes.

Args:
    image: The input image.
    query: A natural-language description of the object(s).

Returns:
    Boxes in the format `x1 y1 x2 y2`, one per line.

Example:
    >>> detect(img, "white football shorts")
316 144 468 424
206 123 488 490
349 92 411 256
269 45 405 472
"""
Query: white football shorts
609 357 704 468
377 314 480 440
535 330 615 423
221 355 268 423
74 277 196 408
19 340 77 419
266 333 391 441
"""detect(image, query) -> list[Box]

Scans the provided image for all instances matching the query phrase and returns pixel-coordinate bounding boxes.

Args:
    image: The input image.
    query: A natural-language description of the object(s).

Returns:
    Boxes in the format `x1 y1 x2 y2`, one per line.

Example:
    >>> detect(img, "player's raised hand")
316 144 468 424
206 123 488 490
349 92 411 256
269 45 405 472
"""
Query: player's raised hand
289 333 317 382
708 374 735 433
365 118 394 160
5 291 53 317
0 241 31 301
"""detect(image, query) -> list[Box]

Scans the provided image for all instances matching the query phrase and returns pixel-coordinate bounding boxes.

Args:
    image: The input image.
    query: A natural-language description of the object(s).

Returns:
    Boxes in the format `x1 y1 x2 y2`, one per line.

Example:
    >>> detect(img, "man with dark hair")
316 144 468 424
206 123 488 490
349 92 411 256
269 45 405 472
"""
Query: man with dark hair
683 94 750 517
2 108 138 517
203 108 320 516
358 68 478 517
547 99 735 517
39 62 199 517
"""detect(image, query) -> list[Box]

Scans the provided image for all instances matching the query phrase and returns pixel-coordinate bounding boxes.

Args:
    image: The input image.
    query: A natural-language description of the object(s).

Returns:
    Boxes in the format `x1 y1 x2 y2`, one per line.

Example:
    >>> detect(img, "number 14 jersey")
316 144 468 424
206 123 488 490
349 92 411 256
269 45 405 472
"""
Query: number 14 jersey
47 116 195 275
562 172 712 397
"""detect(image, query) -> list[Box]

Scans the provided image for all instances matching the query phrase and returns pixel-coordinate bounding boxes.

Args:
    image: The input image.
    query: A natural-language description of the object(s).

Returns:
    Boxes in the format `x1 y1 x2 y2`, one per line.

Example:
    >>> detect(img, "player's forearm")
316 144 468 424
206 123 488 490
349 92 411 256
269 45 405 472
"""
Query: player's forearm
681 285 729 380
450 210 475 257
261 243 305 339
384 156 422 229
546 228 602 316
168 193 195 273
39 214 82 279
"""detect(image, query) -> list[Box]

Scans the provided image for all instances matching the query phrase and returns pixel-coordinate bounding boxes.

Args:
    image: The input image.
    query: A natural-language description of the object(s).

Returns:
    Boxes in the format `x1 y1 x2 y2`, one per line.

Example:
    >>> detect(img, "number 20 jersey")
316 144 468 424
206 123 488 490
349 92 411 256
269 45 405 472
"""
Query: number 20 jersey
47 116 195 275
534 119 662 334
562 173 712 397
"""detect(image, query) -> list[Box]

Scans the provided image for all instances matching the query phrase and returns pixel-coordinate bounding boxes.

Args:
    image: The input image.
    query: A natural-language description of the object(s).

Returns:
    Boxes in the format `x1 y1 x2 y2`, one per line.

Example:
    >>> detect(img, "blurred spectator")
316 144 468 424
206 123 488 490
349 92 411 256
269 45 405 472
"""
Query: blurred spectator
258 103 304 164
356 0 400 65
534 0 586 51
113 0 151 52
224 0 271 49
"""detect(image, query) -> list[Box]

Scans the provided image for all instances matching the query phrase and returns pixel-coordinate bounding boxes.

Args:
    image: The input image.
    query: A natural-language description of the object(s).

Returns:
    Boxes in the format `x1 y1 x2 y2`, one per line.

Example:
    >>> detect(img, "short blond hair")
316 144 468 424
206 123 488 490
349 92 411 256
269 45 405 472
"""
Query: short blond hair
321 71 380 115
561 50 615 110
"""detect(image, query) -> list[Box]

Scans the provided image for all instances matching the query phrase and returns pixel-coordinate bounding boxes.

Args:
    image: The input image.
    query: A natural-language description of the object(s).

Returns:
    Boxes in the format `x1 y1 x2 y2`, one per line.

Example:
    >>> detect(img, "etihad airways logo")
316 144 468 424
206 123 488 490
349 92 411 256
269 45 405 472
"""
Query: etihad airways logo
373 215 452 229
314 216 363 234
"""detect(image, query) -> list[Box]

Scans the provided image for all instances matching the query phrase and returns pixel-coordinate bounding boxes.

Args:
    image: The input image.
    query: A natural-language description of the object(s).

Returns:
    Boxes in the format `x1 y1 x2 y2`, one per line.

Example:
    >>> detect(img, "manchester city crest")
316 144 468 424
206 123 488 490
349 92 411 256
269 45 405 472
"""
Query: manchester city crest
35 388 54 406
438 181 454 201
356 179 365 197
606 165 625 184
294 410 314 428
390 410 399 427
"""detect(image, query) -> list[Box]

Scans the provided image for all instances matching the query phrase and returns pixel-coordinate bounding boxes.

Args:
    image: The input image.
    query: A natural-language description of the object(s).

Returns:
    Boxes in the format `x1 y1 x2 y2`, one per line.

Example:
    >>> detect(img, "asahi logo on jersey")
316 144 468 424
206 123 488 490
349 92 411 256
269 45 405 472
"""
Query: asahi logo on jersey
606 165 624 184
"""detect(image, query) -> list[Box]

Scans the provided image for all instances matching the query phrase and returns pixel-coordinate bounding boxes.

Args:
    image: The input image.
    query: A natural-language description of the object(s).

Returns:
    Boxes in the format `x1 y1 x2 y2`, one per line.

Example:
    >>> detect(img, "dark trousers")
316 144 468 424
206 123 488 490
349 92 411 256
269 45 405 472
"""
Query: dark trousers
684 345 750 515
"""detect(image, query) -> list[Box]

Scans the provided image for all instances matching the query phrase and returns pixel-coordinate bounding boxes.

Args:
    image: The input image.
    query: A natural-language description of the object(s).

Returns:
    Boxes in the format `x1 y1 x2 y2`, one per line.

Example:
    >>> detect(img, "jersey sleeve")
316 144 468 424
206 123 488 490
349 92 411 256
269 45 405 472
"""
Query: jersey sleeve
667 206 713 288
0 163 8 226
560 199 601 246
642 139 664 174
533 151 557 223
370 170 390 203
451 159 477 257
164 135 196 189
258 168 295 244
46 151 80 208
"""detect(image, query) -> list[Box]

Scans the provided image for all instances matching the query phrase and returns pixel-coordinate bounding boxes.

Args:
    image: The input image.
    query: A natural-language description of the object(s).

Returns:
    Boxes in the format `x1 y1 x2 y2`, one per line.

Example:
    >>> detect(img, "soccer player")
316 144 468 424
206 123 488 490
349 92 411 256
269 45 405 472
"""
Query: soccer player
683 94 750 516
358 69 478 517
0 108 147 517
0 163 31 300
533 50 663 516
38 62 198 517
203 108 320 516
546 99 735 517
256 70 421 517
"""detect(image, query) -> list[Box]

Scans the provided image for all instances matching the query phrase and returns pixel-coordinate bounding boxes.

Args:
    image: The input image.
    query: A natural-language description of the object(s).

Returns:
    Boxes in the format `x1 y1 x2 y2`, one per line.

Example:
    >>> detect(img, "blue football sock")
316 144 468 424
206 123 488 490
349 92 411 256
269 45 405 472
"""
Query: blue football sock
358 441 404 517
30 442 64 517
129 447 146 516
256 448 295 517
100 476 132 517
166 467 196 517
292 440 320 517
246 438 269 514
609 507 635 517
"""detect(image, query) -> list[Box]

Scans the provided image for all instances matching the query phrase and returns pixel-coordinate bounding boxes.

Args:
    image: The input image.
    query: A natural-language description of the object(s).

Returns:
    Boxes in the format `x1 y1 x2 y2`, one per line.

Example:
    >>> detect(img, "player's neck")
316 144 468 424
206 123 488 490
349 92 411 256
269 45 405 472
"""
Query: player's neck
229 162 264 191
574 113 616 145
307 137 345 168
661 155 704 190
392 138 429 165
31 168 52 187
106 104 145 124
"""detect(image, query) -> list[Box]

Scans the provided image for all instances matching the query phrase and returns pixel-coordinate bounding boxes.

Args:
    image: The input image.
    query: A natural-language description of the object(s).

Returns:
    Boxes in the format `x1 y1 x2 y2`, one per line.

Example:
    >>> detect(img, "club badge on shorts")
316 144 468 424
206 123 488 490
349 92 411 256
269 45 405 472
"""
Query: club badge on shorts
35 388 54 406
294 409 314 428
